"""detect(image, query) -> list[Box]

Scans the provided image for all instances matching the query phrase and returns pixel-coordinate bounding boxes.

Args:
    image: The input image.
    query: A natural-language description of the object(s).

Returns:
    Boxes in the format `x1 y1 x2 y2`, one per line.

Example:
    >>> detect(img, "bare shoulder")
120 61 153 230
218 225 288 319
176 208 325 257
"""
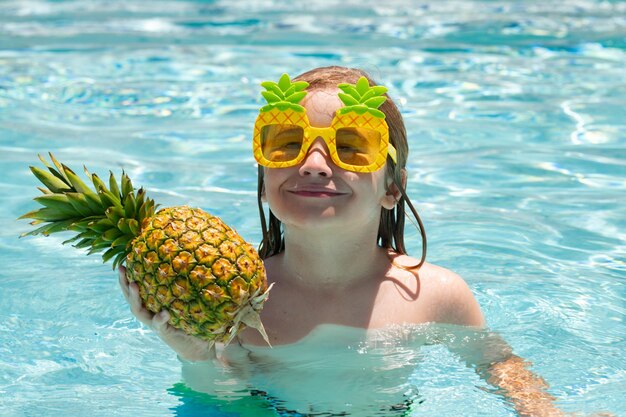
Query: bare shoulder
424 262 485 327
391 256 485 327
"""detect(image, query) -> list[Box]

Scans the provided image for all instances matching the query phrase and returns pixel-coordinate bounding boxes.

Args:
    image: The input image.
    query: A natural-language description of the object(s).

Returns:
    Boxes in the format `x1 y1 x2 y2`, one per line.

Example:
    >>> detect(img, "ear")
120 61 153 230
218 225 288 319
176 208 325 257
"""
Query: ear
260 181 267 203
380 169 407 210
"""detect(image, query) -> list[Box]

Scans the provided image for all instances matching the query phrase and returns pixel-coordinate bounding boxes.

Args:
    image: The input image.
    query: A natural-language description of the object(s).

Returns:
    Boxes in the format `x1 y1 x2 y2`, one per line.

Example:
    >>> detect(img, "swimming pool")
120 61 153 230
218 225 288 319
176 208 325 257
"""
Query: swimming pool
1 0 624 415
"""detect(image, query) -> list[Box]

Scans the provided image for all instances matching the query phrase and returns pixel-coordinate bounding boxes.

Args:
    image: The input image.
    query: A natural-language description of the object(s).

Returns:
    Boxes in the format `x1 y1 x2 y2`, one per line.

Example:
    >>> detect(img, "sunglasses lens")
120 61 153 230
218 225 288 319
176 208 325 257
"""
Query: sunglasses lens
335 127 382 166
261 124 304 162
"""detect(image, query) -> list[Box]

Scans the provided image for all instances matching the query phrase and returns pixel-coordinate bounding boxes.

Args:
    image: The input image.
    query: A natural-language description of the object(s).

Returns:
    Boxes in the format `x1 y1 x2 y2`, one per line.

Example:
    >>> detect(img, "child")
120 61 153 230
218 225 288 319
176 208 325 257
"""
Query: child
119 66 570 416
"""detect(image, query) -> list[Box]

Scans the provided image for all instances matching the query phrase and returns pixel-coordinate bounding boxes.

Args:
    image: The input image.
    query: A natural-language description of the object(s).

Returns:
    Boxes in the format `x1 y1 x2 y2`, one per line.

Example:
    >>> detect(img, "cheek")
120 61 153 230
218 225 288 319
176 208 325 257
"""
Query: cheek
351 170 388 200
371 171 394 210
262 168 289 205
263 167 278 188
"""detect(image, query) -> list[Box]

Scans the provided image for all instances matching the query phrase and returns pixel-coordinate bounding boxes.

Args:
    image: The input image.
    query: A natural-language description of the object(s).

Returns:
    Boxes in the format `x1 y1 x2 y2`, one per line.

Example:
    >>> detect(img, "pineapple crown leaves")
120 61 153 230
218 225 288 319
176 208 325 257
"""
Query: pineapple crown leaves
19 153 158 270
337 76 388 119
259 73 309 113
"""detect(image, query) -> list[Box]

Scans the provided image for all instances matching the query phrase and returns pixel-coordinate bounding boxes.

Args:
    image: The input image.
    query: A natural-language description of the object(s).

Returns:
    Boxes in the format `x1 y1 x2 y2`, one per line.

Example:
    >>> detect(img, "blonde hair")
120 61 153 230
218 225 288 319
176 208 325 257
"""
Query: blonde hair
256 66 426 268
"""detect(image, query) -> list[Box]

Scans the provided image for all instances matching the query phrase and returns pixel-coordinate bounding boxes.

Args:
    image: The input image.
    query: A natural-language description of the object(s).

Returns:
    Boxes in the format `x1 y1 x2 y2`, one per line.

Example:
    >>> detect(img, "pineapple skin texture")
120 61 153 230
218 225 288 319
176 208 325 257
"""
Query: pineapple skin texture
125 206 267 343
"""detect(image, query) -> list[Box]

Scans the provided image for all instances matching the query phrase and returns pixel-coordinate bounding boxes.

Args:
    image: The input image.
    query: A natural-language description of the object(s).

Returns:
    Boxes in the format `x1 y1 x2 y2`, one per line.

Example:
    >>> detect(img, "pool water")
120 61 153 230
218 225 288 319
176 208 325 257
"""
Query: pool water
1 0 625 416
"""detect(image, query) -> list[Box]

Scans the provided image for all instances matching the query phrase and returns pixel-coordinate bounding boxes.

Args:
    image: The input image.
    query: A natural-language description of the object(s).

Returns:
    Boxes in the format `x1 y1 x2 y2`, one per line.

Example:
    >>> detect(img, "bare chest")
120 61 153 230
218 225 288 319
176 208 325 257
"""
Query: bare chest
239 273 436 346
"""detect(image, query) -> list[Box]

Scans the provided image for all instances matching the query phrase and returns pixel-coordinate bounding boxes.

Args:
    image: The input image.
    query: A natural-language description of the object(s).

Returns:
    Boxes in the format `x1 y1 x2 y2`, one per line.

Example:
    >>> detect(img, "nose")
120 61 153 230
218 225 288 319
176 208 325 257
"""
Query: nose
299 138 333 177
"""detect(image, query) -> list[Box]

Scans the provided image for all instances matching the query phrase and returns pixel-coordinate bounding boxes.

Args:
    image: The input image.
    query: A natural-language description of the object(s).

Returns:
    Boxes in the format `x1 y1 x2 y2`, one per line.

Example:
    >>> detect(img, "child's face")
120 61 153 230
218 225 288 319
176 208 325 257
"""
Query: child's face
263 89 396 231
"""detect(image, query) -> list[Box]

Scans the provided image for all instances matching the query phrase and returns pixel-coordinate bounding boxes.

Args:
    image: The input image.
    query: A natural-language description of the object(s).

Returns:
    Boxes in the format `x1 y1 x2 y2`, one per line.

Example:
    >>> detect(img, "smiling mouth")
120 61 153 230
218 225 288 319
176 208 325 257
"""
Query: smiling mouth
287 189 348 198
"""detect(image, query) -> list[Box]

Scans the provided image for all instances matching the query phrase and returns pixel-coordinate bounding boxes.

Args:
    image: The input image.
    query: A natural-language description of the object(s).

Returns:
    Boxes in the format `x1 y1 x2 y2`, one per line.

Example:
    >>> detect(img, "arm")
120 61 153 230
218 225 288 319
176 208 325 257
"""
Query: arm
437 273 566 417
118 266 215 362
440 325 567 416
482 352 564 417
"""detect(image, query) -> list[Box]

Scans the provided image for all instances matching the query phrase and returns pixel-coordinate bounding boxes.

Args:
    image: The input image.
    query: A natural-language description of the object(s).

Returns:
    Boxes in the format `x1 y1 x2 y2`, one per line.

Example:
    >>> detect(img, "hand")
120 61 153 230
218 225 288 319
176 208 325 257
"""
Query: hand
118 266 216 362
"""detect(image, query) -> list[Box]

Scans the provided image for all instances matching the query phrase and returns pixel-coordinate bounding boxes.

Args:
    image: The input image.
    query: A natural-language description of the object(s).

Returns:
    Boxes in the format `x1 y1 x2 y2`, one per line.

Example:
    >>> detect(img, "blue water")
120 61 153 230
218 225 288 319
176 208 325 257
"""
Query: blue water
1 0 625 416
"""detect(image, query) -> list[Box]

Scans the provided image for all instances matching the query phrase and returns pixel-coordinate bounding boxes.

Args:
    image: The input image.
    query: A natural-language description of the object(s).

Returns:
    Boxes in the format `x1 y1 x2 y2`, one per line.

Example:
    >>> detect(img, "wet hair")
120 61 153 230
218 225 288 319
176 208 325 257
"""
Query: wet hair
256 66 426 269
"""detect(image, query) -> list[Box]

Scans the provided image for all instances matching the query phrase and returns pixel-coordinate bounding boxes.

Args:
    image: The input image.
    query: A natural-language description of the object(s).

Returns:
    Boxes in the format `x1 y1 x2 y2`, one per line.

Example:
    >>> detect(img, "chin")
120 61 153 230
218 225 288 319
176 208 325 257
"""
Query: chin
276 207 350 229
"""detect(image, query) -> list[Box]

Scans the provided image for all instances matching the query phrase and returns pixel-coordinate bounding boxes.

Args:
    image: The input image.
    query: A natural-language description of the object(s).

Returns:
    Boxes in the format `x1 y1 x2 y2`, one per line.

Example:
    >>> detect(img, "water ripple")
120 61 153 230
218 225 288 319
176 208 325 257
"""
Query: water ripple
1 1 625 416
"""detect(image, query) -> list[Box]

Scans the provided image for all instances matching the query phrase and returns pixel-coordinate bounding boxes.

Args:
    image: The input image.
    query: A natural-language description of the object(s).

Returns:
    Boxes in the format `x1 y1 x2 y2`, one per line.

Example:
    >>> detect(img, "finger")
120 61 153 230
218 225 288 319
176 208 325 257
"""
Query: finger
128 282 141 306
128 283 153 325
152 316 216 362
146 312 216 362
152 311 188 344
118 266 129 300
152 310 171 333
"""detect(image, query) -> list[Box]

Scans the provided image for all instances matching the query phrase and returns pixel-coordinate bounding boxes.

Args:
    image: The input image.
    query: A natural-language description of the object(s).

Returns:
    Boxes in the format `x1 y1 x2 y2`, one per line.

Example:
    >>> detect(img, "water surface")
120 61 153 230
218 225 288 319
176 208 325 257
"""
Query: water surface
1 1 624 416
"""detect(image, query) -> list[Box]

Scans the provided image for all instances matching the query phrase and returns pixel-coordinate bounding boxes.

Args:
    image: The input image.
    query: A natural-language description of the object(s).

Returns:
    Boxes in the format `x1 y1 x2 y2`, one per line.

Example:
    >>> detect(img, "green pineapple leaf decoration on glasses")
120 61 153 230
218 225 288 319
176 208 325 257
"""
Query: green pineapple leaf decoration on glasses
337 76 388 118
260 73 310 113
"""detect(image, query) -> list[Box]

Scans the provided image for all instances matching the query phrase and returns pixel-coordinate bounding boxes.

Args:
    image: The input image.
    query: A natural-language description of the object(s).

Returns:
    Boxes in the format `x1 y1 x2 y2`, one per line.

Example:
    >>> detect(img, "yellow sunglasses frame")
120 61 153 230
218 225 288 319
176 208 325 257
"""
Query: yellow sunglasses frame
253 108 397 173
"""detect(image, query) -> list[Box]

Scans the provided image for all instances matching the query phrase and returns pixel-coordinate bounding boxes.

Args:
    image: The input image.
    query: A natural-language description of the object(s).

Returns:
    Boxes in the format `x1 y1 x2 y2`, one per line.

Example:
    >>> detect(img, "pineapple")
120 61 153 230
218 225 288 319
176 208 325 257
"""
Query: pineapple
19 154 271 347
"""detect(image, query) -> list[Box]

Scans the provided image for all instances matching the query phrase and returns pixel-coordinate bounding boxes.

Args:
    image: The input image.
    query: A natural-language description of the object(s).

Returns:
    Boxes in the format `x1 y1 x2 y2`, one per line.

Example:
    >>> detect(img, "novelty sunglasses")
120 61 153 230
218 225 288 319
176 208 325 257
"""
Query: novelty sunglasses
252 74 396 173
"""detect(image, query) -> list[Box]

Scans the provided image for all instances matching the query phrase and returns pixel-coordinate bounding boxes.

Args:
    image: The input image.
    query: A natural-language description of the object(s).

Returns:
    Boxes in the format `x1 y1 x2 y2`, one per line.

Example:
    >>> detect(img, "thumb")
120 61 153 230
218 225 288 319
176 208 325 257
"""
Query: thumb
152 310 171 332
